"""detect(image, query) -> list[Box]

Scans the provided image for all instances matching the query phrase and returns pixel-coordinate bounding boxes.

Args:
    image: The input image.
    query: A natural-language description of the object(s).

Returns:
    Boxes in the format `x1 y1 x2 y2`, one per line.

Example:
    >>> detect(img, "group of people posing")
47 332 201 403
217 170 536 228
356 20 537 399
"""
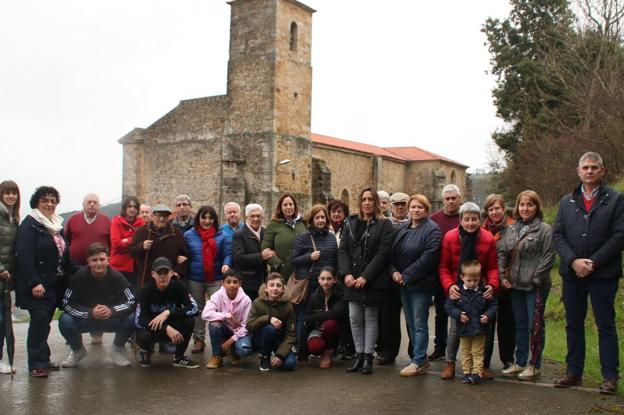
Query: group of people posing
0 151 620 395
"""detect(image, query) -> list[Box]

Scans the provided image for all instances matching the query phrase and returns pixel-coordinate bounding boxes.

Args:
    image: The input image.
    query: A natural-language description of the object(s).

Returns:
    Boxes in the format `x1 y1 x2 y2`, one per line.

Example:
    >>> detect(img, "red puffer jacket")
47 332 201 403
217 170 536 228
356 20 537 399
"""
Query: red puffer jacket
438 227 499 295
110 215 144 272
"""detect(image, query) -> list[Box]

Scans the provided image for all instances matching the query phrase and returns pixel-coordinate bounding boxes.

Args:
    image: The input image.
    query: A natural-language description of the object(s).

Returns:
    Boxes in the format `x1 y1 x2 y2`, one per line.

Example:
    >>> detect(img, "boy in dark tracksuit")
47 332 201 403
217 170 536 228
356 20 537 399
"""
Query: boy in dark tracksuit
445 260 498 385
135 257 199 368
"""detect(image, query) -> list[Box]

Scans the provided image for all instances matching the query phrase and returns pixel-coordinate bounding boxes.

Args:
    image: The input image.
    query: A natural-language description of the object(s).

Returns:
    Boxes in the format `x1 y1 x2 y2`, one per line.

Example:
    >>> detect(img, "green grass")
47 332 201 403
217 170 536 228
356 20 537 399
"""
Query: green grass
544 265 624 396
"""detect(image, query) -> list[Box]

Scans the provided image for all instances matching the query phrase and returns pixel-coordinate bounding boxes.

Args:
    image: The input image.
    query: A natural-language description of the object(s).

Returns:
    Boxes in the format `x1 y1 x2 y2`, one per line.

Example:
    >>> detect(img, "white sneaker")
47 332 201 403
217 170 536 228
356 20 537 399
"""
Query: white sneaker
62 347 87 368
109 346 131 367
501 363 526 377
518 365 541 381
0 361 16 374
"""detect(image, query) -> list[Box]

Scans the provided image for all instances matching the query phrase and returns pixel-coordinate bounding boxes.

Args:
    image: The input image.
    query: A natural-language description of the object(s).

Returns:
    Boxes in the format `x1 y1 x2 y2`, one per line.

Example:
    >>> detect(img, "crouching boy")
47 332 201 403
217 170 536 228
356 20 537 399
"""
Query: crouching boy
247 272 297 371
445 260 498 385
135 257 199 368
59 243 136 368
203 269 253 368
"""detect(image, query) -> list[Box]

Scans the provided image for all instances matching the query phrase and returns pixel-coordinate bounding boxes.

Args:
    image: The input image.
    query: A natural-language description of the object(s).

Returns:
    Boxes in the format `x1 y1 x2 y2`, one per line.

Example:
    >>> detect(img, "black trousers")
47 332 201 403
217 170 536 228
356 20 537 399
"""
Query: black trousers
484 289 515 367
136 316 194 359
377 286 402 359
27 305 56 370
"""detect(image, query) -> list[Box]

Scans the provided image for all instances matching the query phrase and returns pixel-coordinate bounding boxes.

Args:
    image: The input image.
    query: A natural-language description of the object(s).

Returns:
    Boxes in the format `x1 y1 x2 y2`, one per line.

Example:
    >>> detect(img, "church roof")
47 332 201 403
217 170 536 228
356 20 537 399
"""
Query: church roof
310 133 467 167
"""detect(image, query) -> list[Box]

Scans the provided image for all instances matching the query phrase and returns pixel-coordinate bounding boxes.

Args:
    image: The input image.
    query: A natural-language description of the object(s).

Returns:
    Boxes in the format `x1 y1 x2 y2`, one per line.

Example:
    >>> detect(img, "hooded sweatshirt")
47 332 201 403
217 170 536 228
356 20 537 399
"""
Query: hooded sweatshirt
202 285 252 341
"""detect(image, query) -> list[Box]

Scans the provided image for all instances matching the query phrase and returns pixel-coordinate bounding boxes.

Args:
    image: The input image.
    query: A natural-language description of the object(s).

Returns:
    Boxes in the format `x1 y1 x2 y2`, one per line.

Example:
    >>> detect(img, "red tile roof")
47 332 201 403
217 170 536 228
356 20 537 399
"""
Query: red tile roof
310 133 467 167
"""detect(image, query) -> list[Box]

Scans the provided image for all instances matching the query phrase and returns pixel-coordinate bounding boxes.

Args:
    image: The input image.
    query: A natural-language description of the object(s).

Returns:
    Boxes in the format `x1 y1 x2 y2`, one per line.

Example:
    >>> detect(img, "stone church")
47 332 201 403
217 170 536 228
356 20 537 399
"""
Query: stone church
119 0 467 215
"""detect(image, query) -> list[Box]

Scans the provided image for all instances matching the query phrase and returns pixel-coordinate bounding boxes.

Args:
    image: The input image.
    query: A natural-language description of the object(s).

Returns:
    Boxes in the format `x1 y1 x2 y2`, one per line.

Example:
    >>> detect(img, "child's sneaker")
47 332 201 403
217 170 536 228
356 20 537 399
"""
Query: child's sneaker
61 347 87 368
173 356 199 369
470 374 481 385
461 374 471 383
259 355 271 371
138 349 152 367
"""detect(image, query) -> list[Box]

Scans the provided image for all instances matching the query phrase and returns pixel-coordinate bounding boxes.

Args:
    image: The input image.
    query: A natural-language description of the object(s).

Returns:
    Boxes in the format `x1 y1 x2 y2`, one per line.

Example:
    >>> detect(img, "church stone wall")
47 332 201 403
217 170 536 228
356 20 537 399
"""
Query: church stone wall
378 158 407 194
312 146 373 210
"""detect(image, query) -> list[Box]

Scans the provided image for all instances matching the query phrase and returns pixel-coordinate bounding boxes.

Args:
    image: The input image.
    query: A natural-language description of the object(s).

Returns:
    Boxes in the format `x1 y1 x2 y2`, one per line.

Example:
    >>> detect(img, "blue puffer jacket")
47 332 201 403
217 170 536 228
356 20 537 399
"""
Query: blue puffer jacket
184 227 232 283
444 283 498 337
291 228 338 291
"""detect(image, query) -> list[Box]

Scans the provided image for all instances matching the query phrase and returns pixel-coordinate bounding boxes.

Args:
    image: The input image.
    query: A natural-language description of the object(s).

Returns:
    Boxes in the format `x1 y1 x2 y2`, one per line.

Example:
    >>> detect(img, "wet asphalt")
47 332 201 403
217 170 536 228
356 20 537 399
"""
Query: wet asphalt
0 309 622 415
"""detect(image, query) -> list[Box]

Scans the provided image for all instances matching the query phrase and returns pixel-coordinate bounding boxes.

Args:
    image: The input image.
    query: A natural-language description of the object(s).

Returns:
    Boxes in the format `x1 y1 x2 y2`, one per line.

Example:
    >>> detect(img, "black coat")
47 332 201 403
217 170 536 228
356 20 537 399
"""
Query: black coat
338 216 394 305
444 283 498 337
232 224 266 299
14 215 76 310
389 219 442 292
553 184 624 280
298 284 347 359
291 228 338 291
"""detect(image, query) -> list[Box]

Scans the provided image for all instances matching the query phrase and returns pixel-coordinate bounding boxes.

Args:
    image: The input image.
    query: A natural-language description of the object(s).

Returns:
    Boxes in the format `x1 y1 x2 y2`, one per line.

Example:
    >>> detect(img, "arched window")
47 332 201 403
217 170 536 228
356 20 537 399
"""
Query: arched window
450 169 456 184
341 189 349 205
290 21 298 51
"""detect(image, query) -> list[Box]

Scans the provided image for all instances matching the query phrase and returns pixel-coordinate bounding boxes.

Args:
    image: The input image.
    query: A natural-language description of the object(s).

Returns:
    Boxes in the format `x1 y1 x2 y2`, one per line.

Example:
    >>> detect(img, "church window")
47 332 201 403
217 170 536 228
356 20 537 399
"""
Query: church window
290 22 298 51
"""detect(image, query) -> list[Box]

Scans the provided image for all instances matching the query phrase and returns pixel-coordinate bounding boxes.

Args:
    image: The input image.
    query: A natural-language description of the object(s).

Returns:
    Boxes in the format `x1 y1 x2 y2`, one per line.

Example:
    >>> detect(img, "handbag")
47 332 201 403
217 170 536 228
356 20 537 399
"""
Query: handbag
286 234 317 305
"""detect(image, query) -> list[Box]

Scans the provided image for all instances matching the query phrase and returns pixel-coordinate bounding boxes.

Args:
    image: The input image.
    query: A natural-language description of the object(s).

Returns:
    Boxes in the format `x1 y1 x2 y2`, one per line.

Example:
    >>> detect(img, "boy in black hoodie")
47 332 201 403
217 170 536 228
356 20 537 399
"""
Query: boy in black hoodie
445 260 498 385
135 257 199 368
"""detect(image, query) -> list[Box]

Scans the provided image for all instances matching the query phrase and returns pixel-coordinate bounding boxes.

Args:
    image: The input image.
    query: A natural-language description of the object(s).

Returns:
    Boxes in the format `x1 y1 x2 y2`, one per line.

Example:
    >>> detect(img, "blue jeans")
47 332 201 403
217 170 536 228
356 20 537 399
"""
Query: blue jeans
510 288 548 368
400 289 430 365
252 325 297 371
58 313 135 350
208 322 252 357
562 277 620 380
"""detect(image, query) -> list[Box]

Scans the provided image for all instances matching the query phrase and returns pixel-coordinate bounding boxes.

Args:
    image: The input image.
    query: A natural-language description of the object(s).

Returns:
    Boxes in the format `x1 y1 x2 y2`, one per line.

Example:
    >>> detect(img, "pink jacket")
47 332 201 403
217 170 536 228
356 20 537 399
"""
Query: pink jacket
202 286 252 341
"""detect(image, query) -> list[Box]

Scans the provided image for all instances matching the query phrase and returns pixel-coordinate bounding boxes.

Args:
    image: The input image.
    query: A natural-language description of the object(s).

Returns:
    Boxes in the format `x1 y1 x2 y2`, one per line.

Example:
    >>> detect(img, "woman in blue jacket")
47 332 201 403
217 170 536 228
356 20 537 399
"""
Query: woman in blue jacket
390 194 442 377
184 205 232 354
291 204 338 340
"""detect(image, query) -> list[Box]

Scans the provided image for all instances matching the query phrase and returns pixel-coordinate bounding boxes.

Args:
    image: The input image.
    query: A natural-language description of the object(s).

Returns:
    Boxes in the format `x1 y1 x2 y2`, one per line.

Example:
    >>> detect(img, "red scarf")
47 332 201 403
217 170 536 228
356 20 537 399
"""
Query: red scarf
197 226 217 282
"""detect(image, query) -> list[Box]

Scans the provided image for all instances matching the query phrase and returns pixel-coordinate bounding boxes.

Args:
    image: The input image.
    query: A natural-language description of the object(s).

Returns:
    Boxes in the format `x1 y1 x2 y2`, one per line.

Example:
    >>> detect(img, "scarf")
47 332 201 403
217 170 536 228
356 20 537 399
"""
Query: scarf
458 225 479 278
197 225 217 282
245 222 262 242
31 208 64 234
483 216 507 239
30 208 66 258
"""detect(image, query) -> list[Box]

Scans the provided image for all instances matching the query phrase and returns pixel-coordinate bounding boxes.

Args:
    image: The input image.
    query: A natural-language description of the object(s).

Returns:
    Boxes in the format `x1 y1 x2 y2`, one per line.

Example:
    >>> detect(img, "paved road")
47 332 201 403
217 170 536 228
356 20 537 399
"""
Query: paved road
0 310 622 415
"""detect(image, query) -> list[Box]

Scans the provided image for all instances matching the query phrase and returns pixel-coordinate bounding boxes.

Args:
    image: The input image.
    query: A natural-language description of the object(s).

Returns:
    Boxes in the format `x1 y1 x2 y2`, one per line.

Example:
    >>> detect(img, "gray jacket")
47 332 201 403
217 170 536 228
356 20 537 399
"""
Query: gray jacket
497 218 555 291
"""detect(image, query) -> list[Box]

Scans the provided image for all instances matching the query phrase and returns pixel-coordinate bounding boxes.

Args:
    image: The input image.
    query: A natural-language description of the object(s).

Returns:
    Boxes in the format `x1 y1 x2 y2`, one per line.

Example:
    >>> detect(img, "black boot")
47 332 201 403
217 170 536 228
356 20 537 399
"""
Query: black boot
361 353 373 375
346 353 364 373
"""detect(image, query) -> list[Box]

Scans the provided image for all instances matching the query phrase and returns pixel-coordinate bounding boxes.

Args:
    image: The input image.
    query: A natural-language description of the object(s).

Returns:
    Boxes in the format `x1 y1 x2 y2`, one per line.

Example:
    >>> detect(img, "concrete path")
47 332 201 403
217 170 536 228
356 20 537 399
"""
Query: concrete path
0 309 622 415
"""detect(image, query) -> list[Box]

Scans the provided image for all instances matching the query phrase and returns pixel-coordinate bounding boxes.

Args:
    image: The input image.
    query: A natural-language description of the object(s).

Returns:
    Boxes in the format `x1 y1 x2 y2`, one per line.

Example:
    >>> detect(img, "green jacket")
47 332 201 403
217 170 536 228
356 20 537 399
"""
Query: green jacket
247 285 296 359
261 217 305 279
0 203 17 291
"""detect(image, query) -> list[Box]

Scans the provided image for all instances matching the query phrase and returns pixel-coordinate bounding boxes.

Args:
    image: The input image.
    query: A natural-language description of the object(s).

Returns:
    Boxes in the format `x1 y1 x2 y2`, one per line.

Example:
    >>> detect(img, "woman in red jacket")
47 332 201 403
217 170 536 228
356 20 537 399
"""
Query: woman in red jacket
438 201 499 380
110 196 144 288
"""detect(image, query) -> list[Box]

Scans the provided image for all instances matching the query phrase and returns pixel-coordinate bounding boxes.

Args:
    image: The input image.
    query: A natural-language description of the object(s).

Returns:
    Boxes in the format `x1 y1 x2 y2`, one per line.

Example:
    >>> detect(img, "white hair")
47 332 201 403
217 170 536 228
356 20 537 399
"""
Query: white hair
245 203 263 216
442 184 461 197
377 190 389 200
223 201 241 214
459 202 480 218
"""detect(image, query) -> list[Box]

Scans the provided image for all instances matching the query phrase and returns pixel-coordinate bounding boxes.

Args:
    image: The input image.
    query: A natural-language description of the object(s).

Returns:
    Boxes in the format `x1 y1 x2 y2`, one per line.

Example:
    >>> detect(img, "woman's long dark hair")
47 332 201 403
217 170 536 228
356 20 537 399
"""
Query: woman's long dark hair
195 205 219 230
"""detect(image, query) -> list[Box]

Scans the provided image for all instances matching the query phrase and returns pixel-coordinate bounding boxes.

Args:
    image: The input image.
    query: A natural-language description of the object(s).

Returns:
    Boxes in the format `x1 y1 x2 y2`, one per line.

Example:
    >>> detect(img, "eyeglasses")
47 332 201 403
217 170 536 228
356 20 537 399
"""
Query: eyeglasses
176 203 190 207
39 198 58 205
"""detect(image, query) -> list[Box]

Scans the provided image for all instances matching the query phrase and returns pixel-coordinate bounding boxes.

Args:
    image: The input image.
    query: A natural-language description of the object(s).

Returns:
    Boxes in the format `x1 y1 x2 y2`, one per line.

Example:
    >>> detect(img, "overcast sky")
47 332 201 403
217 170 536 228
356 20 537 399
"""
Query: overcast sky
0 0 510 218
